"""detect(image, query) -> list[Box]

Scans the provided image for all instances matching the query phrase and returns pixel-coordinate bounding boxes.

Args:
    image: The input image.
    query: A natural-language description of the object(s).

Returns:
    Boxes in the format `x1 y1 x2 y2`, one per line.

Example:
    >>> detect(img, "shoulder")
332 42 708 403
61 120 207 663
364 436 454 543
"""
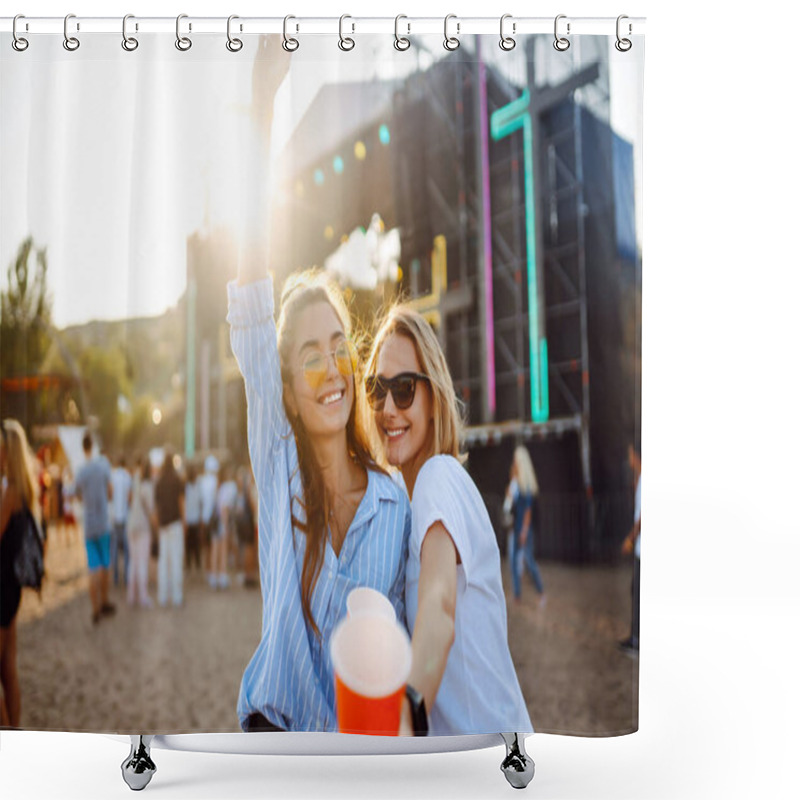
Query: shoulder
416 455 470 495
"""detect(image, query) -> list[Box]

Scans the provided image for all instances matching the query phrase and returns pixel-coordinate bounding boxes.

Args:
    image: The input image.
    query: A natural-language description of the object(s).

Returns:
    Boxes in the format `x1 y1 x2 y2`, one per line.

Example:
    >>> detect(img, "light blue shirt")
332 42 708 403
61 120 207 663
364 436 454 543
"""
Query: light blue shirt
75 455 112 540
228 278 411 732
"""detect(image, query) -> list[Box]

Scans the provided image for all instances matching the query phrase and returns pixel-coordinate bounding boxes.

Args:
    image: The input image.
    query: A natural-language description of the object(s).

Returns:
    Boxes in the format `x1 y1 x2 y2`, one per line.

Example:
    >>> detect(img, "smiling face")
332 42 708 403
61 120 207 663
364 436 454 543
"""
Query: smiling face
284 300 354 440
373 333 434 482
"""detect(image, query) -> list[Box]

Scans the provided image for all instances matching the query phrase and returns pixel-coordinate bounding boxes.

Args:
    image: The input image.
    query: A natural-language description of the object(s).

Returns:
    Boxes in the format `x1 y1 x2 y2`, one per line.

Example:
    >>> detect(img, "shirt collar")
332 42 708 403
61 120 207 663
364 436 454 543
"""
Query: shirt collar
349 468 398 531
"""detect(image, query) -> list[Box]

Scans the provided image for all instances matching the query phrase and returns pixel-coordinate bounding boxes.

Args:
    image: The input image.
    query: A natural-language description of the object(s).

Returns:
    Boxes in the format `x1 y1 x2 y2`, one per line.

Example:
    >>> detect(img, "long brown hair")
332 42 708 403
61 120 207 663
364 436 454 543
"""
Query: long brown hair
277 269 382 638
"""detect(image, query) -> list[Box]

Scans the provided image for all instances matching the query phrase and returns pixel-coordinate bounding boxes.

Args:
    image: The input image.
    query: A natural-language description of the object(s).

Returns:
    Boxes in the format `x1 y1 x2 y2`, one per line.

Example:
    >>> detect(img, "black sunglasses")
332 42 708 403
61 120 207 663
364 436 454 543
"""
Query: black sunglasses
365 372 430 411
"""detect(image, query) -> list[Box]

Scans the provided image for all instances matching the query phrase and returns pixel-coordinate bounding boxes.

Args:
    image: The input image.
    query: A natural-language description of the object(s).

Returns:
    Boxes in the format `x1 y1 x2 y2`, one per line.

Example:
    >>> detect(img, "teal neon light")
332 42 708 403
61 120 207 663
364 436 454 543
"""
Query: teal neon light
490 89 550 423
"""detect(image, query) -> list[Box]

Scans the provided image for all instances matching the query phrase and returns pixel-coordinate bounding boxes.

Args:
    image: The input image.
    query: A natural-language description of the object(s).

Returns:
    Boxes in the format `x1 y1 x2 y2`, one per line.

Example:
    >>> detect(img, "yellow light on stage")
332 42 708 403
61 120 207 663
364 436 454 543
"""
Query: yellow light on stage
324 225 334 240
152 407 162 426
354 141 367 160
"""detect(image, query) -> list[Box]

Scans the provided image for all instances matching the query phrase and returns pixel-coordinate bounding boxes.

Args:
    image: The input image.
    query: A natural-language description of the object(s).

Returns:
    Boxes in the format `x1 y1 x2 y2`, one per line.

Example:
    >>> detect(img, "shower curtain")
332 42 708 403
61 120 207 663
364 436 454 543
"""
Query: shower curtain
0 21 643 738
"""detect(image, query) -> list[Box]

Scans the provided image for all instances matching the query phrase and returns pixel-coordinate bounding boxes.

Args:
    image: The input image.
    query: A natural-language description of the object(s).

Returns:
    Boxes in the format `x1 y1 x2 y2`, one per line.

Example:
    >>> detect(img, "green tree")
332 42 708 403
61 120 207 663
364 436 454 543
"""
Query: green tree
78 345 132 452
0 237 53 428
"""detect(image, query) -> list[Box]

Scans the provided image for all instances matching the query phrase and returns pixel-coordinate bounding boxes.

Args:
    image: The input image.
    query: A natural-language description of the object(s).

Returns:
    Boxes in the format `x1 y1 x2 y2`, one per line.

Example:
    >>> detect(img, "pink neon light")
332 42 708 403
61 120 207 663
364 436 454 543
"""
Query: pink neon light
478 55 496 415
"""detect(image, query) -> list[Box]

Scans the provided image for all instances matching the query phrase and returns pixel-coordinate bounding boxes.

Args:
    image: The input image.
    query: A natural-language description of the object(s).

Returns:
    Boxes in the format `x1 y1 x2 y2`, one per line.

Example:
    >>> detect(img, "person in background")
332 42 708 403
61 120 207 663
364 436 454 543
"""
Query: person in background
199 455 219 580
183 463 203 574
126 455 154 608
1 419 43 727
61 467 78 546
618 443 641 657
154 450 185 608
110 454 132 587
211 464 237 590
74 432 116 626
504 446 546 608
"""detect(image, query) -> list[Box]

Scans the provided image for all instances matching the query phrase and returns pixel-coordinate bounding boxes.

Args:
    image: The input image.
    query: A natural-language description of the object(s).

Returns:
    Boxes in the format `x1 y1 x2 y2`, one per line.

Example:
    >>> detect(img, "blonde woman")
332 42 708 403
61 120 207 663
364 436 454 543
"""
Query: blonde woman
364 308 532 736
0 419 42 727
505 446 546 607
126 456 155 608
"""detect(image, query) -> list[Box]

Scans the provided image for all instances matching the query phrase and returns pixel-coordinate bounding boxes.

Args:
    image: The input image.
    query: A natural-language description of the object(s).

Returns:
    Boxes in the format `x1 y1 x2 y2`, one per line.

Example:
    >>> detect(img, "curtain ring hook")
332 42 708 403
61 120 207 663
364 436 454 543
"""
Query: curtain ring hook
63 13 80 51
553 14 570 51
499 14 516 51
394 14 411 51
176 14 192 51
444 14 460 51
338 14 355 51
12 15 29 51
226 15 243 52
615 15 632 52
122 14 139 52
282 15 299 52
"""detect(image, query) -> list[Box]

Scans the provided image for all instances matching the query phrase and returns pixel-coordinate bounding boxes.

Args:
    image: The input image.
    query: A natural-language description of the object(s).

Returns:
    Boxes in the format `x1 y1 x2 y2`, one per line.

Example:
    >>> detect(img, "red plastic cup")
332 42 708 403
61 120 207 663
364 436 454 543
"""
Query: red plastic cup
330 614 411 736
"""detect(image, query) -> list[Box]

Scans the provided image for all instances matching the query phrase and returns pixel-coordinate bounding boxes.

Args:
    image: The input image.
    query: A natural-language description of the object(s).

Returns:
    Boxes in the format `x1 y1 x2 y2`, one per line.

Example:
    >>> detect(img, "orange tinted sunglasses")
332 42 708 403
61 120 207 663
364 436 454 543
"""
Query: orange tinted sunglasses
299 339 358 391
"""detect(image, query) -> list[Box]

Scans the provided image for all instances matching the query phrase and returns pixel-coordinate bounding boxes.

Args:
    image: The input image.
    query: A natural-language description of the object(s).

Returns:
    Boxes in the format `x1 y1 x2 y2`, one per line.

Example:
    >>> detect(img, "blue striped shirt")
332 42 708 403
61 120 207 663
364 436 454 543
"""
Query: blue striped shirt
228 278 411 732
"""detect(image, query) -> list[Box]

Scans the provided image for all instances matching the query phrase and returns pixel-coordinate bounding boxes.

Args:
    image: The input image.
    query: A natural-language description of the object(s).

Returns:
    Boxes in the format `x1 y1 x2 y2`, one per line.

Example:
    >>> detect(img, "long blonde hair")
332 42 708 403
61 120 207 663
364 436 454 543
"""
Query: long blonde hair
276 269 383 638
364 305 466 467
513 445 539 496
2 418 41 522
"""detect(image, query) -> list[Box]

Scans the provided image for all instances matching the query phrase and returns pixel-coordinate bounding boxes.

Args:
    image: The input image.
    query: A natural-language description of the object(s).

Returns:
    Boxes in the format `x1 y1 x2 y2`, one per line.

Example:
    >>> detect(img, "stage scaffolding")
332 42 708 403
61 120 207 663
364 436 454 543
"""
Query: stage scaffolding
260 36 638 560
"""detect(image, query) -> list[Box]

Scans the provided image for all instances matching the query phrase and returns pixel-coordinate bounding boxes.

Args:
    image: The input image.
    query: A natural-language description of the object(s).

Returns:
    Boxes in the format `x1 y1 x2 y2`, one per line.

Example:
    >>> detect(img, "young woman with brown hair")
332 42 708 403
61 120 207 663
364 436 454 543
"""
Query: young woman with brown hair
229 37 410 733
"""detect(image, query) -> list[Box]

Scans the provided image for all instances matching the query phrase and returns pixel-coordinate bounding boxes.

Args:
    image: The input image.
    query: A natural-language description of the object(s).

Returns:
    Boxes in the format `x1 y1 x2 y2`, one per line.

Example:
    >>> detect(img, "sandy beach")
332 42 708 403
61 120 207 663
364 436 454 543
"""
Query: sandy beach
12 524 637 736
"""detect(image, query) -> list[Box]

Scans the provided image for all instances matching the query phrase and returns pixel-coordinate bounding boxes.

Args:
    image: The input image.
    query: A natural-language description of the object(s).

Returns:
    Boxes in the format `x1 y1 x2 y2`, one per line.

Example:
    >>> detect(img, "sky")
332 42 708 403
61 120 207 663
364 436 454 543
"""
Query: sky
1 30 641 329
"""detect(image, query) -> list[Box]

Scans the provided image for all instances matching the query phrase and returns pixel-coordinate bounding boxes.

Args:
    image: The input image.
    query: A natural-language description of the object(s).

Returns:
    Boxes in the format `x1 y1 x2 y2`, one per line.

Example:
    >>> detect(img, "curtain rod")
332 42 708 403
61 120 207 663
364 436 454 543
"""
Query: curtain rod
1 16 646 37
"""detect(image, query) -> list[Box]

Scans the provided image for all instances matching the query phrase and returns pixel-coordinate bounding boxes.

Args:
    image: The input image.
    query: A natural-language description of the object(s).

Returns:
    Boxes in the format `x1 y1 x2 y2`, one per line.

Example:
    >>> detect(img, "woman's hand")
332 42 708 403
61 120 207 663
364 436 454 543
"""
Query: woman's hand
238 35 291 285
251 35 291 140
398 696 414 736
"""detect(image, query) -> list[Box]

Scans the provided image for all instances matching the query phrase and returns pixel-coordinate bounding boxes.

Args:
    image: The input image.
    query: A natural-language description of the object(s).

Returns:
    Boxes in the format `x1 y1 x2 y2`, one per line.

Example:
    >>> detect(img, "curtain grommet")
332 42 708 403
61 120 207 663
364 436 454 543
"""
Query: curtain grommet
121 14 139 52
500 14 516 51
226 15 243 52
63 13 80 52
282 15 299 52
444 14 460 51
553 14 570 51
338 14 355 51
12 14 29 51
176 14 192 51
615 15 633 52
394 14 411 51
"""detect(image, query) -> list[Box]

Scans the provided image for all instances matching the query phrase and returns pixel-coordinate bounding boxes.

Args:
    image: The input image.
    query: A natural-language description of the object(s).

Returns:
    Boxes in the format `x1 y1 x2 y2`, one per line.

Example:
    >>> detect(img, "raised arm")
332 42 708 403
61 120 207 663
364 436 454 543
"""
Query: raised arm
238 35 291 286
227 35 294 525
401 521 459 734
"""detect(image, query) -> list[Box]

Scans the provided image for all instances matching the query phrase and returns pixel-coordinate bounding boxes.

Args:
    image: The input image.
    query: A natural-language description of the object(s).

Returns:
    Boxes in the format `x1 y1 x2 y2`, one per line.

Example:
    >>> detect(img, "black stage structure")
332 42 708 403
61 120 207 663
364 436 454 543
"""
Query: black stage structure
268 36 640 563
